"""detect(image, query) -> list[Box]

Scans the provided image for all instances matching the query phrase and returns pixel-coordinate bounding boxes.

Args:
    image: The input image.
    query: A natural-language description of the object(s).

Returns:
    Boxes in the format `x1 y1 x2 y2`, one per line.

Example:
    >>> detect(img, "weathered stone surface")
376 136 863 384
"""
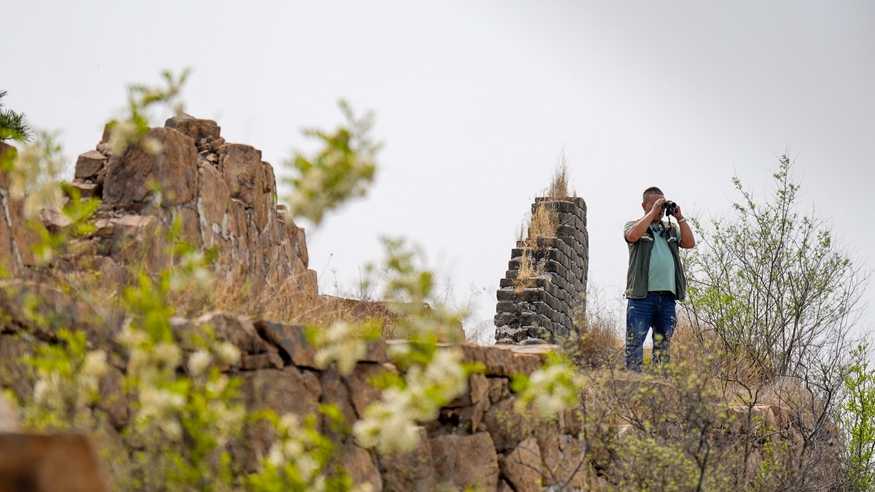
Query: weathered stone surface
70 180 99 198
219 144 262 205
345 363 391 417
6 196 38 266
0 281 106 345
243 366 321 417
445 373 490 431
197 162 230 228
319 369 358 431
338 444 383 490
461 343 555 377
164 115 221 142
254 321 316 368
75 150 108 180
0 392 19 432
483 397 535 452
545 434 587 489
103 127 198 209
240 365 322 467
430 432 499 490
379 427 435 492
0 433 109 492
97 366 129 429
500 437 542 492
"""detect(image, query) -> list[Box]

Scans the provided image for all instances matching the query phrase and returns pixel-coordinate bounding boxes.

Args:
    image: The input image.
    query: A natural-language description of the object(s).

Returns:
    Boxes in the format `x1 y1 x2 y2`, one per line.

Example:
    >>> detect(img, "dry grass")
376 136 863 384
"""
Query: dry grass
513 249 538 292
546 153 575 199
528 204 558 241
208 269 397 329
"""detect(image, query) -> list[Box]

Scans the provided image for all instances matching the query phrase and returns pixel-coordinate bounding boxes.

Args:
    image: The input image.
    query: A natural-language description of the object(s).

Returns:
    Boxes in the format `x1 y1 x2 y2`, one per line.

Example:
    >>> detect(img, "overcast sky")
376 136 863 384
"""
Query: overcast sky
5 0 873 342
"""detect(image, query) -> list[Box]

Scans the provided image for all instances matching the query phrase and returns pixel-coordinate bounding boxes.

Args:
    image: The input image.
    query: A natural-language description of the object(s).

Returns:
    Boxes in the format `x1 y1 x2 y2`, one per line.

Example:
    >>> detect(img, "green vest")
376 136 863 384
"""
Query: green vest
624 220 687 301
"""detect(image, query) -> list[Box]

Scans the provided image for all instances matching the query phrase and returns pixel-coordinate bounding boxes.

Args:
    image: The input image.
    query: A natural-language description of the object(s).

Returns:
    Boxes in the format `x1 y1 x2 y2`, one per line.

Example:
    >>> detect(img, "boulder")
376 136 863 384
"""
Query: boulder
164 115 221 142
429 433 499 491
379 427 435 492
0 392 19 432
102 127 198 209
483 397 535 452
74 150 107 181
196 163 230 229
338 444 382 491
461 343 555 377
500 437 542 492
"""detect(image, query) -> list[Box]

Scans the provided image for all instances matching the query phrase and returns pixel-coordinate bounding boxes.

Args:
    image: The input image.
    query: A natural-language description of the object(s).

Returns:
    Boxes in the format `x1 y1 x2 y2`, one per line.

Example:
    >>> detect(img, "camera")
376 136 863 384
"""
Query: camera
663 200 678 217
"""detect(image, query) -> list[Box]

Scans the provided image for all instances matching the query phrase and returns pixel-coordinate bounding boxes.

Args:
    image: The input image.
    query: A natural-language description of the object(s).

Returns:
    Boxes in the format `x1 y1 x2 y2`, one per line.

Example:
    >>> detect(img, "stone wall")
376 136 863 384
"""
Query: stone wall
494 197 588 344
0 284 595 490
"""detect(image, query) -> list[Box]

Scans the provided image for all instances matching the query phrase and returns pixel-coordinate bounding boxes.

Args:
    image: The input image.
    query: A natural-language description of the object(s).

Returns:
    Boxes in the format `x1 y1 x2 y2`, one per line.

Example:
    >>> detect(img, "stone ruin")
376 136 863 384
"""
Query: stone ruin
494 196 589 344
0 119 599 491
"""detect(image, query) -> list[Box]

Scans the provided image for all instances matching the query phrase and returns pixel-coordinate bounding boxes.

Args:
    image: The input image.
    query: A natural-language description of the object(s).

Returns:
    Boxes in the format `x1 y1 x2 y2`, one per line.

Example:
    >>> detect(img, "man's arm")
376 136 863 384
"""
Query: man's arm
673 206 696 249
624 197 665 243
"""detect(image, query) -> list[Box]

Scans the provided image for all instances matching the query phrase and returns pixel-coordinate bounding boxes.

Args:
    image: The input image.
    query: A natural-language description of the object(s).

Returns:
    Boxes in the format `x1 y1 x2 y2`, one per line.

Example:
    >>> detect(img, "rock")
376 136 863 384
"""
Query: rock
338 444 383 491
0 433 110 492
488 377 511 404
97 366 129 430
74 150 108 180
197 163 230 228
164 115 221 142
102 127 198 209
219 144 262 205
550 435 587 489
0 281 107 346
239 366 322 469
0 392 19 432
379 427 435 492
253 321 316 368
444 373 490 431
70 180 99 199
500 437 542 492
483 397 534 452
0 199 17 274
6 197 38 266
461 343 555 377
40 208 72 233
240 352 284 370
429 433 499 491
345 363 392 417
319 369 358 434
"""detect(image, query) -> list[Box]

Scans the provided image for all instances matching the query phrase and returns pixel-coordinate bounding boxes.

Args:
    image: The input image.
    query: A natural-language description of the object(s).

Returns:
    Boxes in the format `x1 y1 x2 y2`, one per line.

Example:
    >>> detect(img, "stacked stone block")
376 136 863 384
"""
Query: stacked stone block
494 197 588 344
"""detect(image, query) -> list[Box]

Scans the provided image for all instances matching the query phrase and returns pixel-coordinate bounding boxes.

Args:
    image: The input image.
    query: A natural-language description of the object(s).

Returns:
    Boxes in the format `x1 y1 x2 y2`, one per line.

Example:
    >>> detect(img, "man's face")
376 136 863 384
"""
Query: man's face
642 192 664 212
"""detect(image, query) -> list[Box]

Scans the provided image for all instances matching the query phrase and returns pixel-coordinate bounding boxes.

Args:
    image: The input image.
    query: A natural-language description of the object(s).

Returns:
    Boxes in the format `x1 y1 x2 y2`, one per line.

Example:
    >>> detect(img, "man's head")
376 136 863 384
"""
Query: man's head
642 186 664 212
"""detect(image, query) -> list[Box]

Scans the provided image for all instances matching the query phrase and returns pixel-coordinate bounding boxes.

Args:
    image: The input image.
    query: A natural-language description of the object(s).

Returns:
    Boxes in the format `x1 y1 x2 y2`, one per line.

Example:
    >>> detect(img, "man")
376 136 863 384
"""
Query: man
622 186 695 371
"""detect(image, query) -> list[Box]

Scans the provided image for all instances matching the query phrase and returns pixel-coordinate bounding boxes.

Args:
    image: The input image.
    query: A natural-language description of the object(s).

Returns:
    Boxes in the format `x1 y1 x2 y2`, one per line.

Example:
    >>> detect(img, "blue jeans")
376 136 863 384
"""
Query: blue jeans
625 291 677 371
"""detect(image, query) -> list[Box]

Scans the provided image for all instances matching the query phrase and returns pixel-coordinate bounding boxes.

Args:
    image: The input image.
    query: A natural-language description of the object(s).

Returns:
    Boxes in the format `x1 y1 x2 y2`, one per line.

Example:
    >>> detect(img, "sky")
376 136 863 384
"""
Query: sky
4 0 873 342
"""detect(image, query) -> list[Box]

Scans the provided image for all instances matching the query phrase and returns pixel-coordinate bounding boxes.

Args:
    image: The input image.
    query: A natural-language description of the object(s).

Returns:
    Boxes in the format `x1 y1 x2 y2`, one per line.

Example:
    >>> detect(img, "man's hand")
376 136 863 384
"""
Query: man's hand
671 203 684 220
648 197 666 219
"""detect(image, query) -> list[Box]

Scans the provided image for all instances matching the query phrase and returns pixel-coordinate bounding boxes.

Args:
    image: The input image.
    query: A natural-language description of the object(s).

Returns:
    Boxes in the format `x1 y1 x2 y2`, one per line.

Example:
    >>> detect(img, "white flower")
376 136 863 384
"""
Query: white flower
154 342 182 368
117 321 147 347
267 444 285 467
187 350 212 376
279 413 300 433
33 379 50 404
81 350 108 379
314 321 367 375
215 342 240 366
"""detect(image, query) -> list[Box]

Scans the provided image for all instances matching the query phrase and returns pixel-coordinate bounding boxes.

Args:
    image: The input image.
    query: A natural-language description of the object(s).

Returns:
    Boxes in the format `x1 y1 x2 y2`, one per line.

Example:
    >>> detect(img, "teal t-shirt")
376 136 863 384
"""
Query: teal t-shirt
625 220 679 295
